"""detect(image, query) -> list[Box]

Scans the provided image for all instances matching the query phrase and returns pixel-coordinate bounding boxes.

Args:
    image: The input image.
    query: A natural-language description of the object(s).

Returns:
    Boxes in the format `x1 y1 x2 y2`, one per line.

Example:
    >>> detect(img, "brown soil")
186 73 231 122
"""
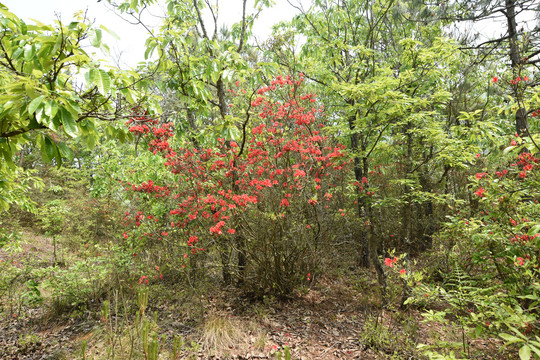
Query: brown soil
0 232 517 359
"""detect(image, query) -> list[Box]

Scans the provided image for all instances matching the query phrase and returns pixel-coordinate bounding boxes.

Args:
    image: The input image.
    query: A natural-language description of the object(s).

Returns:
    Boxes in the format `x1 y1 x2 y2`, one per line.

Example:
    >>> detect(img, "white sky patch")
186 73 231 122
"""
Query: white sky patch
3 0 298 68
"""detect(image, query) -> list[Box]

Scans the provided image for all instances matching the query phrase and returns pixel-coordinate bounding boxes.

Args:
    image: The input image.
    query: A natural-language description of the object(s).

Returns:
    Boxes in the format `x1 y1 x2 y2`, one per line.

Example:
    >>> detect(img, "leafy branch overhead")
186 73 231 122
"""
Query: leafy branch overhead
0 5 160 210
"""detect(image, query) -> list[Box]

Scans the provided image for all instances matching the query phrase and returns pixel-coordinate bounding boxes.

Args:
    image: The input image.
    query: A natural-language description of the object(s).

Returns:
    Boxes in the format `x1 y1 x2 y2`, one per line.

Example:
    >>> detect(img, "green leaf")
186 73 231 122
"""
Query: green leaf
100 24 120 40
44 100 58 119
20 20 27 34
52 139 62 167
500 333 522 345
63 99 81 118
94 69 111 95
34 107 45 124
530 344 540 357
23 44 34 61
118 129 126 143
52 32 63 54
60 108 78 137
527 225 540 236
89 28 102 47
28 95 45 115
57 142 73 161
86 68 96 85
86 133 97 149
519 345 531 360
1 147 15 169
40 135 54 163
57 54 88 66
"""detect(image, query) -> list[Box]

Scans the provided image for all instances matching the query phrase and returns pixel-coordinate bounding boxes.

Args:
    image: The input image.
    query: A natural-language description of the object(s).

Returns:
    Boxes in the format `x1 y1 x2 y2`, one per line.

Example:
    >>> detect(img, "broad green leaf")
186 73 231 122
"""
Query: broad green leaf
86 133 97 149
52 139 62 167
118 129 126 143
527 225 540 236
89 28 102 47
60 108 78 137
34 107 47 125
57 142 73 161
519 345 531 360
52 32 63 54
94 69 111 95
44 100 58 119
40 135 54 163
50 113 61 132
86 68 96 85
2 148 15 169
24 83 40 99
20 19 27 34
530 345 540 357
57 54 88 66
500 333 522 344
62 99 81 117
23 44 34 61
28 95 45 115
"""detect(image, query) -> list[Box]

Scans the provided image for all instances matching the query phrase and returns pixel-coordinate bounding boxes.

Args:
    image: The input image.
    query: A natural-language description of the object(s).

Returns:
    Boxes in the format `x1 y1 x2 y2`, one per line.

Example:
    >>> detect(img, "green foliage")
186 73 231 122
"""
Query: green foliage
413 138 540 358
0 226 22 251
21 279 42 306
37 199 68 237
0 5 159 211
2 0 540 358
276 346 292 360
0 168 43 212
360 313 391 350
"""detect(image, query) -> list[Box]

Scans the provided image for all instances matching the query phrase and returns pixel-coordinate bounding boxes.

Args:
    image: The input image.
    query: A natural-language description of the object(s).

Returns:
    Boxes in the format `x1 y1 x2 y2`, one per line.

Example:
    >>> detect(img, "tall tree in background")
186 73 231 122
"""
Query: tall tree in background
416 0 540 138
269 1 475 295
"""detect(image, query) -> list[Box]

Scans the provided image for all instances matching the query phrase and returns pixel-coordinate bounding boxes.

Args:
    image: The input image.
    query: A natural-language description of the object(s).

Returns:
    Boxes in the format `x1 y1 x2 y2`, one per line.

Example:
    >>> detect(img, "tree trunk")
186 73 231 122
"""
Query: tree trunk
401 121 413 255
419 170 434 251
505 0 529 136
347 104 387 299
348 109 370 268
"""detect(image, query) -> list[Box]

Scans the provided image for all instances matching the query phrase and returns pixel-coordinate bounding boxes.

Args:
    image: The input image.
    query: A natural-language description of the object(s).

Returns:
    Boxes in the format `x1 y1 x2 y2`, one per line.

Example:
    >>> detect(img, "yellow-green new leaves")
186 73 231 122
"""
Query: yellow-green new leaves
0 6 159 211
86 68 112 95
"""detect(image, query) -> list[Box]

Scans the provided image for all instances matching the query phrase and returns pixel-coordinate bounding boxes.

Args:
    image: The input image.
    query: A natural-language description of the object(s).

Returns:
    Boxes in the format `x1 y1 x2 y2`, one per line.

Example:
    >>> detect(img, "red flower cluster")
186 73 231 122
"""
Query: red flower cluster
384 257 397 267
122 76 348 261
127 180 170 197
509 76 530 85
475 172 487 179
510 233 540 244
495 169 508 178
474 188 486 197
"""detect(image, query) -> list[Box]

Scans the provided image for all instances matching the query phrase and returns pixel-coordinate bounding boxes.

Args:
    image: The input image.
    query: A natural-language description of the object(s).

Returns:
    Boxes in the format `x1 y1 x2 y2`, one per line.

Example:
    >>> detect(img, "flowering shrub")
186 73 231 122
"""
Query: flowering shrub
122 76 350 295
426 137 540 357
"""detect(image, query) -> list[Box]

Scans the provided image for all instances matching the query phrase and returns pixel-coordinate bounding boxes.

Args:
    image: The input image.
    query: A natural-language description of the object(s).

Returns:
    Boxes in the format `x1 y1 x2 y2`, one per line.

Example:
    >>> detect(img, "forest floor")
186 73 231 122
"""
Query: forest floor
0 231 516 360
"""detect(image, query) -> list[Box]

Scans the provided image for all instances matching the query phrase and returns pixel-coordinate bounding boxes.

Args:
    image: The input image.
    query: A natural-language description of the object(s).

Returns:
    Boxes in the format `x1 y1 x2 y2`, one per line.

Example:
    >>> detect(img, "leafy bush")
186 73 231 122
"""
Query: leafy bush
121 76 350 296
415 138 540 359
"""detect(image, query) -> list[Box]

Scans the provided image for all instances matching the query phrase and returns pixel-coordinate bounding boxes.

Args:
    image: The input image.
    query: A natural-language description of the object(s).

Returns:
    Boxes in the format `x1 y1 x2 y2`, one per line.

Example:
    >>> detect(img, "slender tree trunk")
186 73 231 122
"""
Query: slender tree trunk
186 108 200 148
419 170 434 251
401 121 413 255
221 248 232 286
348 103 387 299
348 109 369 267
505 0 529 136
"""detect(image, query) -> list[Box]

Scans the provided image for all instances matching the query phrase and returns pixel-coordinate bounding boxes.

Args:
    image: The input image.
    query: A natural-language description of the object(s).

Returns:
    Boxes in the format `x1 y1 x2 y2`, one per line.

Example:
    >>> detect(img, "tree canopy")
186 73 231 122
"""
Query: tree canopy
1 1 539 358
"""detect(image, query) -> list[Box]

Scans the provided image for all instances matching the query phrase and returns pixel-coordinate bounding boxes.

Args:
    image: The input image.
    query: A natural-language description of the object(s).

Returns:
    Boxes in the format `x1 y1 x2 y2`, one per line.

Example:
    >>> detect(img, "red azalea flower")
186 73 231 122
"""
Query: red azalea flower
474 188 485 197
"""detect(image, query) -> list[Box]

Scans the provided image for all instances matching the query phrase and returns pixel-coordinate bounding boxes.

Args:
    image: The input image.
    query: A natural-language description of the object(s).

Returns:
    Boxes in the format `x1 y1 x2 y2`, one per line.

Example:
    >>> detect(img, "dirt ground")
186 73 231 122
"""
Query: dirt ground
0 232 516 359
